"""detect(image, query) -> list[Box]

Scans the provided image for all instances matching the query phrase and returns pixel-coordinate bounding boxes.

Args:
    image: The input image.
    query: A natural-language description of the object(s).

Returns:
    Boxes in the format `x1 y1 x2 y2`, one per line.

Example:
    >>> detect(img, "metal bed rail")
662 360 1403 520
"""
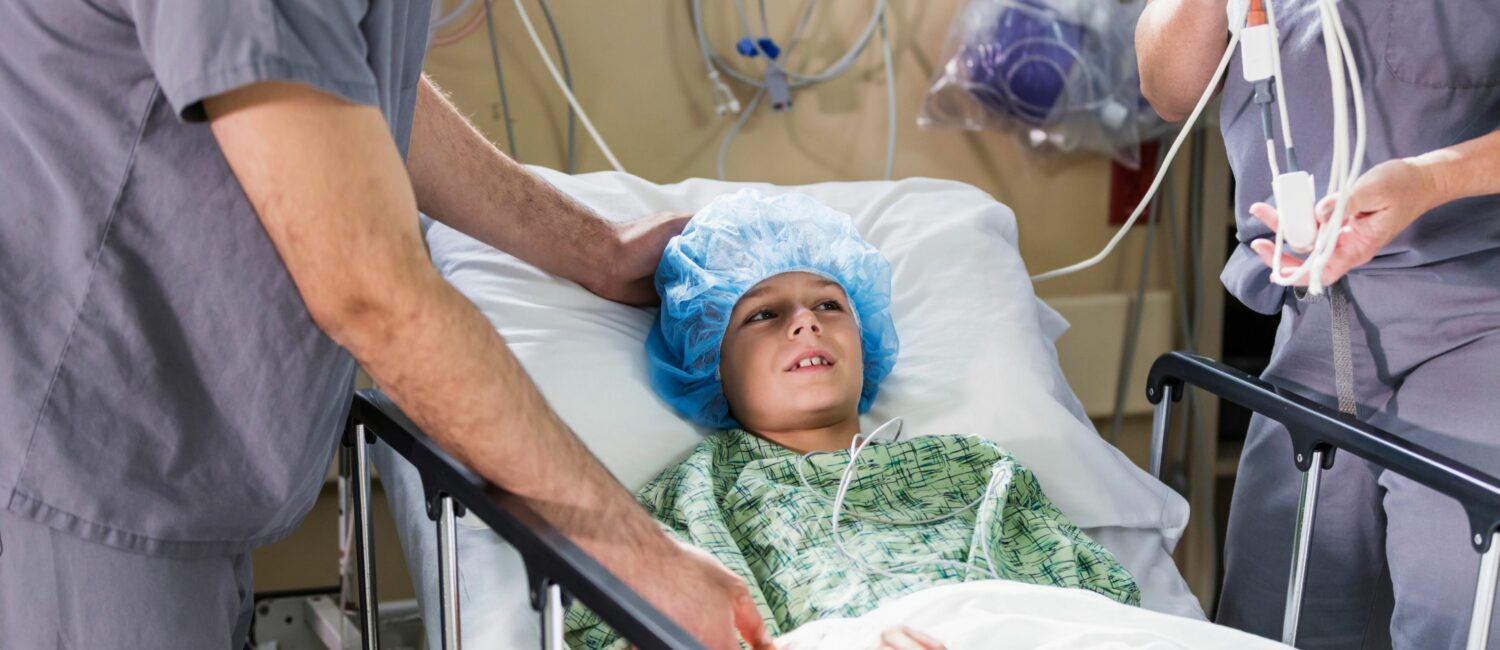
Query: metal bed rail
342 389 703 650
1146 351 1500 649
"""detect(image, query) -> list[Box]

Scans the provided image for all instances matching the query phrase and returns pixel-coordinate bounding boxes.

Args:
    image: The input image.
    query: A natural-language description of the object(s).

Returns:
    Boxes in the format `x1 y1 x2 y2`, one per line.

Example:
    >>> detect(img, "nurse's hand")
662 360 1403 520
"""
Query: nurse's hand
876 626 947 650
1246 157 1446 286
640 541 775 650
587 211 692 306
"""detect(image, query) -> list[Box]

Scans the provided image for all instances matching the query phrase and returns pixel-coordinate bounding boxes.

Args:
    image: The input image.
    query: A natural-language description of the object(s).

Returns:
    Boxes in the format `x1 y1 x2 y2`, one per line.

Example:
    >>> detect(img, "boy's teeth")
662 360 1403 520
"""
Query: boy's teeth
797 356 829 368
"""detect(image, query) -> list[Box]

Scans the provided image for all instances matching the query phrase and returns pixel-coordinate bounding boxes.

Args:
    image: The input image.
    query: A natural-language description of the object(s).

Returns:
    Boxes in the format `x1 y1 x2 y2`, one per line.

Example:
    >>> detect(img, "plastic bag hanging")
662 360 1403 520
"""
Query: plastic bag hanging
919 0 1162 168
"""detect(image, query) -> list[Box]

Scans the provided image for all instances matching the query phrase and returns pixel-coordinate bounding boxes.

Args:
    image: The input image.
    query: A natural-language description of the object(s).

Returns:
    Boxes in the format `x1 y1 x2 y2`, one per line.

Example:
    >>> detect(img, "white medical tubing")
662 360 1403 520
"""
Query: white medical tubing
713 0 887 88
510 0 627 172
1030 7 1247 283
792 418 1012 583
1264 0 1294 153
1270 0 1366 294
879 11 896 181
714 0 817 180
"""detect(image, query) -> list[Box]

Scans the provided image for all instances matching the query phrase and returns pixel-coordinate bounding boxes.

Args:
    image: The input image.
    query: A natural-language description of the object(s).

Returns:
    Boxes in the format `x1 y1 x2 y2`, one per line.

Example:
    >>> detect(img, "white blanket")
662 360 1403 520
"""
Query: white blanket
779 582 1290 650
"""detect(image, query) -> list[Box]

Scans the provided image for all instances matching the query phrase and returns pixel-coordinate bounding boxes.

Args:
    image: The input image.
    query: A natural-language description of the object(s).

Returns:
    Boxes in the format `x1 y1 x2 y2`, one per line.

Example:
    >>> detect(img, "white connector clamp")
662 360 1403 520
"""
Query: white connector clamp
1273 171 1317 251
1240 24 1277 83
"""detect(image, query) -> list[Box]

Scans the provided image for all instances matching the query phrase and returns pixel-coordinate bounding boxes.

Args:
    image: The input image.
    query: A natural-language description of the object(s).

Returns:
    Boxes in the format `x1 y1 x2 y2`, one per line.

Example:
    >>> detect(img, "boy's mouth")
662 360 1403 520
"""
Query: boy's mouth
785 350 836 372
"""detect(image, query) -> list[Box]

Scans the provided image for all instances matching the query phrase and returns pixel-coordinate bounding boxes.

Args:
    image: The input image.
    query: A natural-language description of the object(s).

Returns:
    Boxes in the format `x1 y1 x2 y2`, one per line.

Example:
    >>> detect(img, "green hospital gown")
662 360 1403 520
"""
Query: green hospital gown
565 429 1139 649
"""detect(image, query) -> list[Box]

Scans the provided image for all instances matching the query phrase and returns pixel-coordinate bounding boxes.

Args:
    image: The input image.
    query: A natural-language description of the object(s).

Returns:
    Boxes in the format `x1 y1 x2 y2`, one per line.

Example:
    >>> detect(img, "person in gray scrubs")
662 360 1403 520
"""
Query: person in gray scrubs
0 2 774 649
1137 1 1500 648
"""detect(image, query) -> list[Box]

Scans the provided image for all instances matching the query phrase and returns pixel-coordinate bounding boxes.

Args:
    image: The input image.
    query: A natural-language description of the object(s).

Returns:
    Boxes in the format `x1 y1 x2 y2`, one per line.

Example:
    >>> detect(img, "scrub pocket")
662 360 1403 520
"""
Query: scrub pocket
1384 0 1500 89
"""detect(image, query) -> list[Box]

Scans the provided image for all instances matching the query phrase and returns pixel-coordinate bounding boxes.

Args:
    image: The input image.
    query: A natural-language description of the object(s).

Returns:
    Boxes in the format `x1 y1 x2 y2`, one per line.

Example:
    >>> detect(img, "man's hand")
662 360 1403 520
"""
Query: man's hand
586 211 691 306
625 542 772 650
1247 157 1446 286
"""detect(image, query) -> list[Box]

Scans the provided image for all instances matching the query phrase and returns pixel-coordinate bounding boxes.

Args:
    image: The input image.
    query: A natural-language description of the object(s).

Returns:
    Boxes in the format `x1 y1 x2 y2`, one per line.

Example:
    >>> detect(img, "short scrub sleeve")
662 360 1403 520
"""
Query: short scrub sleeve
119 0 380 121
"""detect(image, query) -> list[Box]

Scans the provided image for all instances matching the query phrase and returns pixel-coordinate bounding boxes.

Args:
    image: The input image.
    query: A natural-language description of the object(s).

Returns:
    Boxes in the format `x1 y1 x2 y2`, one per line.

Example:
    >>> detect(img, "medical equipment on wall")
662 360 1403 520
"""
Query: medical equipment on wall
691 0 898 181
920 0 1160 169
427 0 619 173
1032 0 1362 293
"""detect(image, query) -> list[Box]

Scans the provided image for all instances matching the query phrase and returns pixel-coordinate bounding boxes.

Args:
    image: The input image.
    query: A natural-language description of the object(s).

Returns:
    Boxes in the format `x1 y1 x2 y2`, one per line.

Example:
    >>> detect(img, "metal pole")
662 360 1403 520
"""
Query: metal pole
438 495 462 650
1150 388 1174 480
1467 532 1500 650
1282 448 1325 647
542 583 566 650
353 424 381 650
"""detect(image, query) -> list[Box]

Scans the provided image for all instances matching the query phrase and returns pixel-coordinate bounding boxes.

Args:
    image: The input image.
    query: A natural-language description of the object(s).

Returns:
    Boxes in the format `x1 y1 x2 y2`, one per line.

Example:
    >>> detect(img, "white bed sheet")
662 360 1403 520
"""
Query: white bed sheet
780 581 1288 650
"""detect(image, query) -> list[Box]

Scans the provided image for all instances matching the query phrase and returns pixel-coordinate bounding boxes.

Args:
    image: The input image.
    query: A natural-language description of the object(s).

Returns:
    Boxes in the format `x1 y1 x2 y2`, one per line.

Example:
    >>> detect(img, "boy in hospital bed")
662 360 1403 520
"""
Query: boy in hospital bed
563 191 1137 649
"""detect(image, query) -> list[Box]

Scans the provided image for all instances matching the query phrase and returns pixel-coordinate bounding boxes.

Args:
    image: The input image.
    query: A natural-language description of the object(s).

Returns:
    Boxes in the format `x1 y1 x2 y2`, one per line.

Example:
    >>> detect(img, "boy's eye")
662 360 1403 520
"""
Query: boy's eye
815 300 844 311
746 308 776 323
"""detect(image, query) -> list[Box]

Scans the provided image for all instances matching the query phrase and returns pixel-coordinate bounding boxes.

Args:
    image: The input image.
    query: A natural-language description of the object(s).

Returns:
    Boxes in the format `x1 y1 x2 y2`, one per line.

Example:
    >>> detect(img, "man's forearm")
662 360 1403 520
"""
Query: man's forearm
205 82 671 573
1413 129 1500 206
1137 0 1229 122
407 76 615 290
345 267 672 558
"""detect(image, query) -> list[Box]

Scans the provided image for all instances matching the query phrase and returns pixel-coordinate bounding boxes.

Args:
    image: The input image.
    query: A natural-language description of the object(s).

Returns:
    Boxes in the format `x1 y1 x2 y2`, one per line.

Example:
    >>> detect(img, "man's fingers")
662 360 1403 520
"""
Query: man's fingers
1248 202 1281 232
1314 195 1337 224
1250 239 1307 285
1249 238 1303 269
731 586 775 650
623 277 661 306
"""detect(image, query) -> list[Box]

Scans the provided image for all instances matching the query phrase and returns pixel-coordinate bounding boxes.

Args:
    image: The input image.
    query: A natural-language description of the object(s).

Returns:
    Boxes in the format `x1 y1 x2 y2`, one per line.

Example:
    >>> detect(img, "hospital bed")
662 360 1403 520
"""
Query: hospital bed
345 352 1500 649
336 170 1500 649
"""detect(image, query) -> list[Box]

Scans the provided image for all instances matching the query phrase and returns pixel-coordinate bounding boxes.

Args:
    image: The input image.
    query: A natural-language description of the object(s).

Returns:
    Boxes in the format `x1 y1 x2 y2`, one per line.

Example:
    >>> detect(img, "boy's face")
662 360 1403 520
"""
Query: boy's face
719 272 864 433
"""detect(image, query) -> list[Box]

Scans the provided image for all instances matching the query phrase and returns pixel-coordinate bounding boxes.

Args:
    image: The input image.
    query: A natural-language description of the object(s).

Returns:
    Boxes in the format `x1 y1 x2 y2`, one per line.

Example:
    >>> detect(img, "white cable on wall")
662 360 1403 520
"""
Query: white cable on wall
510 0 627 173
879 11 897 181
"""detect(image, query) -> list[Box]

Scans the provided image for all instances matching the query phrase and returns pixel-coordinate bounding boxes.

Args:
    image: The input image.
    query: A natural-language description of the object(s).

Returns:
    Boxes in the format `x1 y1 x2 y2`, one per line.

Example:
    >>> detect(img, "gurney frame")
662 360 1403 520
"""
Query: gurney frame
1148 351 1500 649
342 389 702 650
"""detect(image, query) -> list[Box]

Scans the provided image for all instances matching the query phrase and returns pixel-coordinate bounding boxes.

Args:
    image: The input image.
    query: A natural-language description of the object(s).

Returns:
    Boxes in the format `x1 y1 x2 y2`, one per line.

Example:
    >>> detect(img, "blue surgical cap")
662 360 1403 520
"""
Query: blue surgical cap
646 190 899 429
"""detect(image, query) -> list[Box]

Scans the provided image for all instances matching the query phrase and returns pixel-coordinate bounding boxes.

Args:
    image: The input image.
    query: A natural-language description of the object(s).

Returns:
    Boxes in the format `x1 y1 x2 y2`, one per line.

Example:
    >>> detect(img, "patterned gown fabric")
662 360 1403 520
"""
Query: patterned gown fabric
565 429 1139 648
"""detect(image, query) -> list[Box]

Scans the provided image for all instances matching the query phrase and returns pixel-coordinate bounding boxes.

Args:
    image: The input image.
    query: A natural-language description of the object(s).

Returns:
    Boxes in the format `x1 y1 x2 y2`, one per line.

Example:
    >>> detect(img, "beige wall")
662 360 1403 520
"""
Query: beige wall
422 0 1191 299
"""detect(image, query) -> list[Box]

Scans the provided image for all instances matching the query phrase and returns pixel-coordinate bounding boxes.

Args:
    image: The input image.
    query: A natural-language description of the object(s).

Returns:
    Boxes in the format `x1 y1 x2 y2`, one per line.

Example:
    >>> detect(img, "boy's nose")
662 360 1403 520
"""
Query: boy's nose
789 312 821 337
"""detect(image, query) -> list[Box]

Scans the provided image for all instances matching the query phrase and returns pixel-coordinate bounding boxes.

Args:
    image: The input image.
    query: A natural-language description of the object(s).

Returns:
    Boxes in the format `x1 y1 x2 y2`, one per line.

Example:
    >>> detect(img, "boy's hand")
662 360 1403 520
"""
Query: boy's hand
876 626 947 650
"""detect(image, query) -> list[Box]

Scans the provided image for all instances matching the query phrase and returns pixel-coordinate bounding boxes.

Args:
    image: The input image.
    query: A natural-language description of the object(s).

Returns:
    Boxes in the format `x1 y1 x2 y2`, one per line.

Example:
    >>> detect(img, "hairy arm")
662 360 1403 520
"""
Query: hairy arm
1414 128 1500 205
406 77 614 288
204 82 767 649
1136 0 1230 122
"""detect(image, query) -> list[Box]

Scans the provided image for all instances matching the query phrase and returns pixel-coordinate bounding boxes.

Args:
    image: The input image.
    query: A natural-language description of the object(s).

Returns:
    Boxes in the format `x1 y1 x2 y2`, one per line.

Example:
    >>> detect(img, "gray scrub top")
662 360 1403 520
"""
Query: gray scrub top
1220 0 1500 314
0 0 431 557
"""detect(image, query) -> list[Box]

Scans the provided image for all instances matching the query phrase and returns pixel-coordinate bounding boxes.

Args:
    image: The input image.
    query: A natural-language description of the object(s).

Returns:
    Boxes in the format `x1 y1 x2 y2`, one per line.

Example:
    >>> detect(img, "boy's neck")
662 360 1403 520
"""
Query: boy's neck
750 415 862 454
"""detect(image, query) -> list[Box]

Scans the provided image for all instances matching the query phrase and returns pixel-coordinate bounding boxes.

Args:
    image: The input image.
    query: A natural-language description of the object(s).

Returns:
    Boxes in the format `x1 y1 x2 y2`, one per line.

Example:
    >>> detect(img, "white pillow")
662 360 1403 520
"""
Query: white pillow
382 169 1197 649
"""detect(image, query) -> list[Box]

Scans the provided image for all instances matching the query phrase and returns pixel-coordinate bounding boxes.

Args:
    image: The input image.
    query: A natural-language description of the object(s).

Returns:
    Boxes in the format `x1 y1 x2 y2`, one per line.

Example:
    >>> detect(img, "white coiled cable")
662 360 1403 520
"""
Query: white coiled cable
793 418 1012 583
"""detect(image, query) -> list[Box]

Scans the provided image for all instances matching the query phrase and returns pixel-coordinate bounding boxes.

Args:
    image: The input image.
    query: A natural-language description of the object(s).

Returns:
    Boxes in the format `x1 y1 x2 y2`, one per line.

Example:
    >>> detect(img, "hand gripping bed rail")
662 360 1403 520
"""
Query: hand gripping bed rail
341 389 704 650
1145 351 1500 649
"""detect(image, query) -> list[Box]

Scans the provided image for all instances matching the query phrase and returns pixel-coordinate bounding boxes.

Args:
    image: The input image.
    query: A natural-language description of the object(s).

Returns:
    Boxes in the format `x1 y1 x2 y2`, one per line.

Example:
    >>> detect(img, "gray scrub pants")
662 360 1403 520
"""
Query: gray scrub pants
1217 252 1500 649
0 507 255 649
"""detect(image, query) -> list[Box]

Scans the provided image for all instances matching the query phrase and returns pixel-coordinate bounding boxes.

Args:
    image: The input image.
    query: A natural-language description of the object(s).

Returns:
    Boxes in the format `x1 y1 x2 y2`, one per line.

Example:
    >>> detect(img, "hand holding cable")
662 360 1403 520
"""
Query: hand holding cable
1247 157 1447 287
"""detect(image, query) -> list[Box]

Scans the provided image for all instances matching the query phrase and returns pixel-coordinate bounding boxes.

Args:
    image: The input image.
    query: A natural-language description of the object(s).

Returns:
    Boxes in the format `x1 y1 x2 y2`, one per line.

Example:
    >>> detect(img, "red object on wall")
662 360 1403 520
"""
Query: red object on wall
1108 140 1161 226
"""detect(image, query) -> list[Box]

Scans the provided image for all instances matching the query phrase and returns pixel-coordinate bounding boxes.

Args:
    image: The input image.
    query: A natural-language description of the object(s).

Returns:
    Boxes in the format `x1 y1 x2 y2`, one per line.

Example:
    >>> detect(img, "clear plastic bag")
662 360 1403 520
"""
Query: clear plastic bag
919 0 1161 168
